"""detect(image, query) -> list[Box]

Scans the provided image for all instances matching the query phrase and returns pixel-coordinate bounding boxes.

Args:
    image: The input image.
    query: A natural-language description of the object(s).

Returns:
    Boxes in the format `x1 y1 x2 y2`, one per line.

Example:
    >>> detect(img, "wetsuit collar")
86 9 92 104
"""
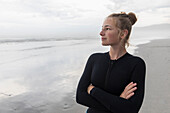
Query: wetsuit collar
105 51 129 61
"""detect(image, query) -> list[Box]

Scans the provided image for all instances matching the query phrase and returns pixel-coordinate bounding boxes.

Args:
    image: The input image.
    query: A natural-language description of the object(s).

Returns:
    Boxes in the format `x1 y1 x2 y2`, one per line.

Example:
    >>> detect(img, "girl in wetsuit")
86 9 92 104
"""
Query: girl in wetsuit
76 12 146 113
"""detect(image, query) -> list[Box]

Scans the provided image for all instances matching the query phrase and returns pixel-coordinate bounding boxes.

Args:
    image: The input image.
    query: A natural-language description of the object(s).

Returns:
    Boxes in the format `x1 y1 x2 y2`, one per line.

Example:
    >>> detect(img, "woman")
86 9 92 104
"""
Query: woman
76 12 146 113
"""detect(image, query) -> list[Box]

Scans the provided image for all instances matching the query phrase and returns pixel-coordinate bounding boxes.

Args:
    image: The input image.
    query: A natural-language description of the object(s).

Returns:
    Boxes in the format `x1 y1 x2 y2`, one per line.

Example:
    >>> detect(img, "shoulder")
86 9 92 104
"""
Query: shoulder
127 53 146 66
87 52 108 61
134 56 145 65
89 52 108 58
131 55 146 66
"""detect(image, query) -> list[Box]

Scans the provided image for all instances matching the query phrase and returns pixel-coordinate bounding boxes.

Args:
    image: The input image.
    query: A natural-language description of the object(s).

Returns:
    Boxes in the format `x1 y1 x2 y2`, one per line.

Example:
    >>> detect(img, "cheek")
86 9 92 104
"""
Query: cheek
108 32 119 41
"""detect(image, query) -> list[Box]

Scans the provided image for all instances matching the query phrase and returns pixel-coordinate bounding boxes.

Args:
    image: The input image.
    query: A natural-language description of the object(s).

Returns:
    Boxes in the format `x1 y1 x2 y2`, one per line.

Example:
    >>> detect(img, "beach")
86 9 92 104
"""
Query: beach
0 38 106 113
136 39 170 113
0 38 170 113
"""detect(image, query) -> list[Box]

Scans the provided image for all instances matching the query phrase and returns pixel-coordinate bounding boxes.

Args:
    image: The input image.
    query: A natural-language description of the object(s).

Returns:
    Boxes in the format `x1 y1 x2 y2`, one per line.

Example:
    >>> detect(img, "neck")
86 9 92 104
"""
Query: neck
109 45 127 60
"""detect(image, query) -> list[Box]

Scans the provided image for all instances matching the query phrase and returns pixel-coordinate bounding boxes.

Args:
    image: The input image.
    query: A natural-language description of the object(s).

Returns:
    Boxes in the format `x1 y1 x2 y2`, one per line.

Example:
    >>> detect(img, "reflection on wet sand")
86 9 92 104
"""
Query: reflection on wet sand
0 39 103 113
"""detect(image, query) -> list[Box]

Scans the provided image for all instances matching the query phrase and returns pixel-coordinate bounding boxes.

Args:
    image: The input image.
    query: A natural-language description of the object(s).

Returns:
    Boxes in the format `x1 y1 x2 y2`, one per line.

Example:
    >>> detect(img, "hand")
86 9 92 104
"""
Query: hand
87 84 95 94
120 82 137 99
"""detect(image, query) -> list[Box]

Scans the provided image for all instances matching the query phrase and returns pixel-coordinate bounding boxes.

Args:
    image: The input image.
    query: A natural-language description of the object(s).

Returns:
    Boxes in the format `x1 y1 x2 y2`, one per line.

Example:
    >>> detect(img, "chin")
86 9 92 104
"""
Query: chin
102 43 109 46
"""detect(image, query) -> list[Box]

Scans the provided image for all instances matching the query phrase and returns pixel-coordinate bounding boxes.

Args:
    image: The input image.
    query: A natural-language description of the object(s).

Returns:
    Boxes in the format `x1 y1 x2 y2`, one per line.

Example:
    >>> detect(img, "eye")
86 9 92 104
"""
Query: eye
105 28 111 30
101 27 111 31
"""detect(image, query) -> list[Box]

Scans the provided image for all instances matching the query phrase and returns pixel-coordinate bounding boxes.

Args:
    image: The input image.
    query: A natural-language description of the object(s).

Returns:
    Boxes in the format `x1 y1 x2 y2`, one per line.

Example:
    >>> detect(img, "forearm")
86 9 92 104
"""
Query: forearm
90 87 140 113
76 88 108 110
76 54 109 110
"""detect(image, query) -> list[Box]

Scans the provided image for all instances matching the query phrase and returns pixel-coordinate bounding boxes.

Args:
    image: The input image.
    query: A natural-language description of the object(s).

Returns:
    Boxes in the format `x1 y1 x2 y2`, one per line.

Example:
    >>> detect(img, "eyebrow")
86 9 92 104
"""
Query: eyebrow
102 25 112 28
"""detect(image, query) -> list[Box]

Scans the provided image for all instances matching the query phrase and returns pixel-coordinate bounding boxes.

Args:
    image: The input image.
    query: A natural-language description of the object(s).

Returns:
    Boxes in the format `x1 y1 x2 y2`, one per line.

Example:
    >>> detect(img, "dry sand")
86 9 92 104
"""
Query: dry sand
135 39 170 113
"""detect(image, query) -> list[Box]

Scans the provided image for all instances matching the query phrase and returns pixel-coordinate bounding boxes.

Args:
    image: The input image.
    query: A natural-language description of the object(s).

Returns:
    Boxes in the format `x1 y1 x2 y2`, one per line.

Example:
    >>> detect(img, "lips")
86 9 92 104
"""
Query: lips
101 37 107 40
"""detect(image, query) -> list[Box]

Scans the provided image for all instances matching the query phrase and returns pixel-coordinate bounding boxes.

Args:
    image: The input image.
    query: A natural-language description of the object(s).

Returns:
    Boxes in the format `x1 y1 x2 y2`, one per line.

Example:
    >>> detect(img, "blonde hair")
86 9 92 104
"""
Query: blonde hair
108 12 137 47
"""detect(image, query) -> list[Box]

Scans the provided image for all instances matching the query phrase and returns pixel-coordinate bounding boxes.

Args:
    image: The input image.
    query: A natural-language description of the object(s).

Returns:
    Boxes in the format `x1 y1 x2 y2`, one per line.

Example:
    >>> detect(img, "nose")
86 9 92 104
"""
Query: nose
100 30 105 36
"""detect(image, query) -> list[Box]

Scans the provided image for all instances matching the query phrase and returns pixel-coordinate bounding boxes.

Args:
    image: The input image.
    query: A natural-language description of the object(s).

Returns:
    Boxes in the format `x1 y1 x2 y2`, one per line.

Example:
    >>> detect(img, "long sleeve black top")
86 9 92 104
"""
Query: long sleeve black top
76 52 146 113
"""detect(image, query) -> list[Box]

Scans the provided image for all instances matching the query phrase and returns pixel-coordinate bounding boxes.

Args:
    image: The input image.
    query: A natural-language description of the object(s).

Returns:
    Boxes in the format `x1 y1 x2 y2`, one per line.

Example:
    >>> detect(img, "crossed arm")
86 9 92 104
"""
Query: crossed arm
76 55 146 113
87 82 137 99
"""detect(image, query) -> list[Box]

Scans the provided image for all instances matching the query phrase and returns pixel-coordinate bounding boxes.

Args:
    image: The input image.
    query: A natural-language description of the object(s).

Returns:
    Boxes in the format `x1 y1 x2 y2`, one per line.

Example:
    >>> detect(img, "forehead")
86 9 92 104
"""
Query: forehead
103 17 117 27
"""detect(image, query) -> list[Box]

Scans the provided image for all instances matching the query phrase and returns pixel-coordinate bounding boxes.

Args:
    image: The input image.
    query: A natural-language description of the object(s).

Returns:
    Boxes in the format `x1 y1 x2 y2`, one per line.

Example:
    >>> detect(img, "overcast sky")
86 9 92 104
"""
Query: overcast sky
0 0 170 37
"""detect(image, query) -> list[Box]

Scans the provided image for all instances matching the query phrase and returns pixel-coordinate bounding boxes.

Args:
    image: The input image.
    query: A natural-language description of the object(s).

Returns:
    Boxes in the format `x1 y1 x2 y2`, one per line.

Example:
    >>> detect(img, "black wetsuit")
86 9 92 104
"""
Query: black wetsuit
76 52 146 113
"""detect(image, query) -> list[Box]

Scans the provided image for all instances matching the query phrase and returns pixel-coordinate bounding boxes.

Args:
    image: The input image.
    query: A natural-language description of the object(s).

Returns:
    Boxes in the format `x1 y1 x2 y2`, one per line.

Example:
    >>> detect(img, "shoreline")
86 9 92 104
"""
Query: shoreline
0 38 169 113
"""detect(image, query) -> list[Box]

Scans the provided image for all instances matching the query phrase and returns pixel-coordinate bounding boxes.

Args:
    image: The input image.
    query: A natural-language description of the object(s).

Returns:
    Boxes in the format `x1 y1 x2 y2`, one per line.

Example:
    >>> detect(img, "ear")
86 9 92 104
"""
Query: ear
120 29 128 39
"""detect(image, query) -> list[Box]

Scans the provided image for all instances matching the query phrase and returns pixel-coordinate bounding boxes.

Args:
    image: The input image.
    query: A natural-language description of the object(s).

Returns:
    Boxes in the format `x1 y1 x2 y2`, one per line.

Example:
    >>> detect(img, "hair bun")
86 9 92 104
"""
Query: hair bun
128 12 137 25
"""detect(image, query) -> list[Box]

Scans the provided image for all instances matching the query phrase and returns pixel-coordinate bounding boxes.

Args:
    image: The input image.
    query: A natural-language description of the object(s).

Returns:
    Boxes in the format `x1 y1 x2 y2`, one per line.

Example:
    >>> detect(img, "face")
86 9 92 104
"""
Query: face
100 17 121 46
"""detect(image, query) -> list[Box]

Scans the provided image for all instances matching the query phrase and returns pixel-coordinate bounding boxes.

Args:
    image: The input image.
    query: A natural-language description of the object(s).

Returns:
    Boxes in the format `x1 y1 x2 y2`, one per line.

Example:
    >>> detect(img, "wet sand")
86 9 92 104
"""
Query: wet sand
0 39 170 113
0 39 104 113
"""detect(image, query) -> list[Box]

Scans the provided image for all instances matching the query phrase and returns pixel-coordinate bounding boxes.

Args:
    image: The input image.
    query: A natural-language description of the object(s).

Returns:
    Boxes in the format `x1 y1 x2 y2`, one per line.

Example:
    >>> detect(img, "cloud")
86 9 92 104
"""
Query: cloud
103 0 170 27
0 0 95 24
105 0 170 13
19 1 84 20
0 0 101 37
0 0 170 37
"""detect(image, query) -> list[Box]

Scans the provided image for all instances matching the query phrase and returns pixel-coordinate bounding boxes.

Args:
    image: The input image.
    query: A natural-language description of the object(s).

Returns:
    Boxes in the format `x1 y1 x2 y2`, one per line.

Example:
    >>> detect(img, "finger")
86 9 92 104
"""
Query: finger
126 82 133 88
125 83 137 91
125 82 135 90
126 92 135 99
126 87 137 95
88 84 93 87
